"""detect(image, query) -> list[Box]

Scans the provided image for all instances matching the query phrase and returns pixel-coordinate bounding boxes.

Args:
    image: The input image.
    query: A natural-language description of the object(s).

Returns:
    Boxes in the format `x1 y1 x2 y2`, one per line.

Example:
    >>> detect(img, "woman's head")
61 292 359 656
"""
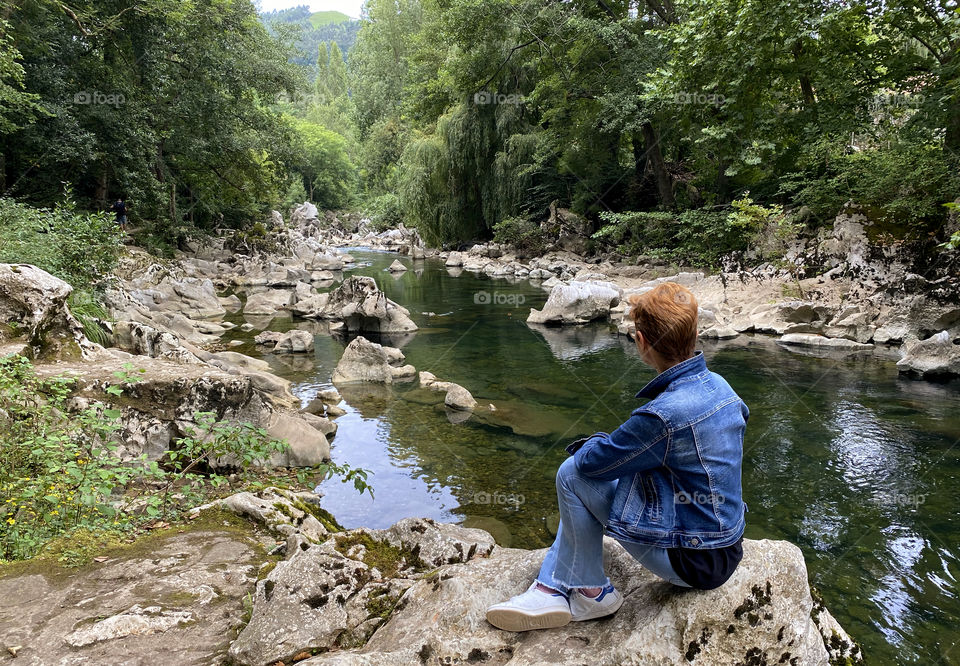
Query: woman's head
628 282 699 369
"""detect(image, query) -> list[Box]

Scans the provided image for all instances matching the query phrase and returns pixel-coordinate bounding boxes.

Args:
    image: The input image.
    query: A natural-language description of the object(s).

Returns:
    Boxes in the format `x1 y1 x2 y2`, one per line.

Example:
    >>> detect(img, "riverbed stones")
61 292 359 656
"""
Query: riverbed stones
331 336 416 384
527 280 622 325
0 527 266 666
314 276 417 333
418 371 477 411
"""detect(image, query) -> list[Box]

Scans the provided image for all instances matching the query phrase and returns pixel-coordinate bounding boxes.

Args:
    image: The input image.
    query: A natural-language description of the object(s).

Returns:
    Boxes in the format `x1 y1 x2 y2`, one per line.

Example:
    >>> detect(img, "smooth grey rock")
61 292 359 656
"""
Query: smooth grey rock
315 276 417 333
243 289 294 316
527 280 622 325
273 330 315 354
779 334 873 350
897 330 960 378
419 371 477 412
332 336 416 384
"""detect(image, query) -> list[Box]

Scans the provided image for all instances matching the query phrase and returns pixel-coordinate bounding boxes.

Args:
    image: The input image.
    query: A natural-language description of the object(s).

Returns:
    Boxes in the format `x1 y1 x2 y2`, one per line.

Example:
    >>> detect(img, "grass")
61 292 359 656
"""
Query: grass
308 10 352 27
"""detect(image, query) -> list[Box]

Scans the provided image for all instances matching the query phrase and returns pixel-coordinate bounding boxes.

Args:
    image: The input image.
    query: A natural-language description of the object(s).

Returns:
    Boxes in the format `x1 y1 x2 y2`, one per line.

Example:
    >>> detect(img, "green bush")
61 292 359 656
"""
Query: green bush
592 209 742 267
492 216 549 254
0 356 289 561
365 192 404 232
780 139 960 232
0 196 124 290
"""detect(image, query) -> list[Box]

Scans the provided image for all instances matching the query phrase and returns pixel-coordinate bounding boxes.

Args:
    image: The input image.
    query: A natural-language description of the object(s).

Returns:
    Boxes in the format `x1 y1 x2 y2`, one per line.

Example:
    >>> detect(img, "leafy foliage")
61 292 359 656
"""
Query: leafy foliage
0 195 123 290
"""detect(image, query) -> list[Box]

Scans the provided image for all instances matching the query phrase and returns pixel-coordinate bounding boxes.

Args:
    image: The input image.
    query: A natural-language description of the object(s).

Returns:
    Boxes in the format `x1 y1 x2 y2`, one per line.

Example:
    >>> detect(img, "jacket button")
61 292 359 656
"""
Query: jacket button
690 537 700 546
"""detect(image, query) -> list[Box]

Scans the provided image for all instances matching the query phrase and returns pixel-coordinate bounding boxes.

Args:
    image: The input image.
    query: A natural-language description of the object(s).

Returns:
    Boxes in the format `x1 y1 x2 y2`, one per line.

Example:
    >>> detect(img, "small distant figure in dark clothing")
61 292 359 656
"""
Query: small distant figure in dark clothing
111 198 128 231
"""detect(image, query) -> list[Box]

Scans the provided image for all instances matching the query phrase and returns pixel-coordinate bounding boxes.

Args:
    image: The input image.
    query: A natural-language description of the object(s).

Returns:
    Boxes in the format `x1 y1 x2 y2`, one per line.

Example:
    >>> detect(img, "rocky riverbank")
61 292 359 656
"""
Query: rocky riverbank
0 488 862 666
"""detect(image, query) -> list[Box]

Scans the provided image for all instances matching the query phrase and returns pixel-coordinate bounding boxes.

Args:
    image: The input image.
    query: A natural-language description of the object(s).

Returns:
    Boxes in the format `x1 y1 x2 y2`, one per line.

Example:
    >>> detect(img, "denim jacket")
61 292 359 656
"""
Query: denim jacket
567 352 748 549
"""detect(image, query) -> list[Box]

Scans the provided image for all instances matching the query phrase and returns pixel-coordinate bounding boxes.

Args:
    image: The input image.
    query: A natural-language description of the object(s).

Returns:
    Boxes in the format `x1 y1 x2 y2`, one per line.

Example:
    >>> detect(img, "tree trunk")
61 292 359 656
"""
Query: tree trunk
641 121 674 209
94 165 108 207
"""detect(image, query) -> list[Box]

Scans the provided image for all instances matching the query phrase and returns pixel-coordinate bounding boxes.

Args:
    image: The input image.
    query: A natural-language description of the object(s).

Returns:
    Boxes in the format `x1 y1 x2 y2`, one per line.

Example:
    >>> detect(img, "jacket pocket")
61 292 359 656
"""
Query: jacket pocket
621 473 644 525
644 474 662 523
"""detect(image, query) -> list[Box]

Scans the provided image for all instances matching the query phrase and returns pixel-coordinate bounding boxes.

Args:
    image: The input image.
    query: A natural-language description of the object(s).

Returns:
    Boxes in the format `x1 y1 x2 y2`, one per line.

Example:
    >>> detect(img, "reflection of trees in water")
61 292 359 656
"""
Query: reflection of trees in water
367 394 567 548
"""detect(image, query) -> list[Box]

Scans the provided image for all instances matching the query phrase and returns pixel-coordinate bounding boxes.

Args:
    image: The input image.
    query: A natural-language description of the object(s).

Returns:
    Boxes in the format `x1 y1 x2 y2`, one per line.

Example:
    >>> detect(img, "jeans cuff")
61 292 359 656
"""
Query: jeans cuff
537 573 611 596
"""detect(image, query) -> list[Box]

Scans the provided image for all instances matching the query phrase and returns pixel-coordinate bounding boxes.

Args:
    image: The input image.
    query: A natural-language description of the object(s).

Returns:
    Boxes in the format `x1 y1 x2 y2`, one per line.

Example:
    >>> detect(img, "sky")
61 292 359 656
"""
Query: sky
256 0 365 19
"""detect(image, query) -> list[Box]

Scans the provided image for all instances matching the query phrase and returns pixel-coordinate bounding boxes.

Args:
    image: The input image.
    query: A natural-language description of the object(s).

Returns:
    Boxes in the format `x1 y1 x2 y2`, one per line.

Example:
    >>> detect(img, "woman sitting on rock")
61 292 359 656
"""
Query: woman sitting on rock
486 282 749 631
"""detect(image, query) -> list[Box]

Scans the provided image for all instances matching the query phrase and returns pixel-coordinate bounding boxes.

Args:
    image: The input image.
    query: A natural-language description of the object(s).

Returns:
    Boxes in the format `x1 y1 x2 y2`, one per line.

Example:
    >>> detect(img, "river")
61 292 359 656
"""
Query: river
224 249 960 664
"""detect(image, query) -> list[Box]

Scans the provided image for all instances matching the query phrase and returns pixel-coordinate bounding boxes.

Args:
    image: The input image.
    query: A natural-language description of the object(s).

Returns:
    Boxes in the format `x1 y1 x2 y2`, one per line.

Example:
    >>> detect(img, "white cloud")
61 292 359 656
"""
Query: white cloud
255 0 364 20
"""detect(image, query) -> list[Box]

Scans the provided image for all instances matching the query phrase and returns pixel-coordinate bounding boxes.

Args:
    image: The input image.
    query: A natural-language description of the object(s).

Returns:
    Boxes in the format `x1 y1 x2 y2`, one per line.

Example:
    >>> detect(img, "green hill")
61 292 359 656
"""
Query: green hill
308 10 352 27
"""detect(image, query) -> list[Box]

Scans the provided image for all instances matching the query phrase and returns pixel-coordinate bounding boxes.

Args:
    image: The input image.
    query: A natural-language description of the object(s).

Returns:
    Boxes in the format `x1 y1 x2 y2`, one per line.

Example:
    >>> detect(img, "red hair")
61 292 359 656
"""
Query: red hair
628 282 698 362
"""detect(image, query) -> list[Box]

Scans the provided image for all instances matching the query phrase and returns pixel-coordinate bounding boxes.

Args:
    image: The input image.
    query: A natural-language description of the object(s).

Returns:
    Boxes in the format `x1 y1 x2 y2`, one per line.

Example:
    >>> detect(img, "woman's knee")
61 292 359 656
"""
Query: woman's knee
555 456 581 489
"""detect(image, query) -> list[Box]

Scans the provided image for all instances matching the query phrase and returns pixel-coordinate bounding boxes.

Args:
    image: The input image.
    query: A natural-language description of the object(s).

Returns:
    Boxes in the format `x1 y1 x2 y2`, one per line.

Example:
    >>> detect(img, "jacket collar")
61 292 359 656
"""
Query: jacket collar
636 351 707 400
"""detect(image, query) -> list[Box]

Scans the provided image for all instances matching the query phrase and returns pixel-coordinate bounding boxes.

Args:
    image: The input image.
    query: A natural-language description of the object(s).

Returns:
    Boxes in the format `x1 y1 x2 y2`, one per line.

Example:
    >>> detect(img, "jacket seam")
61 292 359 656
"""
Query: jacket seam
691 425 724 530
587 425 670 478
654 395 740 431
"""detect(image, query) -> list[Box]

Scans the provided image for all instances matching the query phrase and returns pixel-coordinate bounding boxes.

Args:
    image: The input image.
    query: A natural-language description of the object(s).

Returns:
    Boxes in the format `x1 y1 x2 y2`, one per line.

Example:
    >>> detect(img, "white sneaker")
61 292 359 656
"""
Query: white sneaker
569 583 623 621
486 583 572 631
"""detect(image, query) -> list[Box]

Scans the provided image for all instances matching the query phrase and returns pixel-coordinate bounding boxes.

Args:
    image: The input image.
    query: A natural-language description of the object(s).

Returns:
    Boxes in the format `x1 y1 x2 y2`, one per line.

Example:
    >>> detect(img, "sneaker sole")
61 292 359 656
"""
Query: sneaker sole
571 593 624 622
486 608 572 632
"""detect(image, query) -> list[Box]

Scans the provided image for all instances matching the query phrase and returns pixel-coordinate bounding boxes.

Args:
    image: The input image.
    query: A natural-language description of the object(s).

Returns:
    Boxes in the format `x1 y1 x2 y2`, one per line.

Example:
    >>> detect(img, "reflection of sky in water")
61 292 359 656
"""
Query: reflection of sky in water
224 249 960 665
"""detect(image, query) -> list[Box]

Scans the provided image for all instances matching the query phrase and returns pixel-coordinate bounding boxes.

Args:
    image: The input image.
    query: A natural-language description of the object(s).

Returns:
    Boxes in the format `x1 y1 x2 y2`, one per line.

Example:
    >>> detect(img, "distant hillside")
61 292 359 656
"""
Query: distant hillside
308 10 352 27
260 5 360 74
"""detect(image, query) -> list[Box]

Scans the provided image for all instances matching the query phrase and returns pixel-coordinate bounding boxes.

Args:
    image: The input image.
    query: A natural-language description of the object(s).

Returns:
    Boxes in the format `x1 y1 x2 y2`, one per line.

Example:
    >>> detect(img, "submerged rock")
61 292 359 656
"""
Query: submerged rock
419 370 477 411
332 336 416 384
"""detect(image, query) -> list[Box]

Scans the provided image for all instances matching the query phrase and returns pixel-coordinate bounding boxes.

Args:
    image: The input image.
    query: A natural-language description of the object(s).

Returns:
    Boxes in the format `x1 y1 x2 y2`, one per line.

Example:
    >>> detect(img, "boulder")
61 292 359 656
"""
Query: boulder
225 519 858 666
897 331 960 379
315 276 417 333
445 251 464 267
265 412 330 466
527 281 622 325
418 371 477 412
291 202 320 227
0 263 95 360
386 259 407 273
273 330 315 354
243 289 294 316
331 336 416 384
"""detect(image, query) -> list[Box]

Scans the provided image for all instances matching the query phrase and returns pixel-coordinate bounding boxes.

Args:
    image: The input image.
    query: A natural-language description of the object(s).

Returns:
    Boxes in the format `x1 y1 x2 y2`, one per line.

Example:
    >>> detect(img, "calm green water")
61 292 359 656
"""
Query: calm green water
226 250 960 665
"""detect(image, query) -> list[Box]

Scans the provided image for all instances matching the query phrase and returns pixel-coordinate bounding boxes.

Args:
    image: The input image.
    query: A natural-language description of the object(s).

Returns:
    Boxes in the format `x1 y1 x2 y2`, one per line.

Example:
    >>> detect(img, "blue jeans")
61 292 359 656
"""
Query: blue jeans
537 457 691 594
